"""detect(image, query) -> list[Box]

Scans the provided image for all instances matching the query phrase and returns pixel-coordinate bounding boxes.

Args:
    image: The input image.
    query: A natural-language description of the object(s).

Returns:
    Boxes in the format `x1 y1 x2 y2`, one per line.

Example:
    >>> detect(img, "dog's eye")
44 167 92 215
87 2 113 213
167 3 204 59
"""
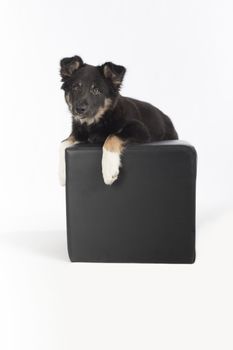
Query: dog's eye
91 86 101 95
73 82 82 91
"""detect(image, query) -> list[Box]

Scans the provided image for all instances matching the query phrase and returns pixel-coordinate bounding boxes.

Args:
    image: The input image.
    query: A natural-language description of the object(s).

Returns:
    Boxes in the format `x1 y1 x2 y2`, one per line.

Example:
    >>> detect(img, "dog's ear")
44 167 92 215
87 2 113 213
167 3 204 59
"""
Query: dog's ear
60 56 83 81
100 62 126 88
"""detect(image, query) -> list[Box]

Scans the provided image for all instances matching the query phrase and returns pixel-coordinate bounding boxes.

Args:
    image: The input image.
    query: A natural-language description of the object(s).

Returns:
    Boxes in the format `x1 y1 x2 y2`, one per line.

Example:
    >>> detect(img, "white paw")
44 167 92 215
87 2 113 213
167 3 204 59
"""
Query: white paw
59 142 67 186
59 161 66 186
59 140 78 186
102 148 121 185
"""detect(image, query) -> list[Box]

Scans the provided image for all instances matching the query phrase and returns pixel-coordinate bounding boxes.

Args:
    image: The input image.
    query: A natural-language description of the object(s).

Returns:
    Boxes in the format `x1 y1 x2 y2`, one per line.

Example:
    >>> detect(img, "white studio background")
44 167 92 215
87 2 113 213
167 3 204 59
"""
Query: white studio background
0 1 233 350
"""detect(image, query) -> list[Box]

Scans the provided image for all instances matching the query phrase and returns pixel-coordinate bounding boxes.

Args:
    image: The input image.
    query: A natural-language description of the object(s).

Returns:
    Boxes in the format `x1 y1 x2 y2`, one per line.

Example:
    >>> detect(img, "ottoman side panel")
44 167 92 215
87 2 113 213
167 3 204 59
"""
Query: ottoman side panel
65 142 197 263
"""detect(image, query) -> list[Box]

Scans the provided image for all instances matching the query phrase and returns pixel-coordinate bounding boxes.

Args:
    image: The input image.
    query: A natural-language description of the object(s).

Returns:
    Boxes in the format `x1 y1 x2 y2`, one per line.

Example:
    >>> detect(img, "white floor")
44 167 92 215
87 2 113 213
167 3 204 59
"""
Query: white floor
1 208 233 350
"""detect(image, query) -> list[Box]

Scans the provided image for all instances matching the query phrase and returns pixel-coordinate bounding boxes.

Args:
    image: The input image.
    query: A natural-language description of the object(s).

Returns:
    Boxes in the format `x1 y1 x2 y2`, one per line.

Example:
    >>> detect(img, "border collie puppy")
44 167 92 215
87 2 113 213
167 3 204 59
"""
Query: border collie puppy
59 56 178 185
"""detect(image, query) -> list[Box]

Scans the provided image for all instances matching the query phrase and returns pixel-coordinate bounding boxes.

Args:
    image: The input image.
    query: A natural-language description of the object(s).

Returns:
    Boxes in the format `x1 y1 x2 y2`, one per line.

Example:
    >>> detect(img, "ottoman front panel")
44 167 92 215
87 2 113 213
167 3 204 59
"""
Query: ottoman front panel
65 141 197 263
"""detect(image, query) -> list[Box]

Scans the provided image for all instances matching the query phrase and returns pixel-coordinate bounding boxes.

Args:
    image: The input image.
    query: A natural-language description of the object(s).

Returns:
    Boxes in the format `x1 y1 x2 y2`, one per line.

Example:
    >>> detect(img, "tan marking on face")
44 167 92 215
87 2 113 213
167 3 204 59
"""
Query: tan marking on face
103 135 125 154
77 98 112 125
93 98 112 123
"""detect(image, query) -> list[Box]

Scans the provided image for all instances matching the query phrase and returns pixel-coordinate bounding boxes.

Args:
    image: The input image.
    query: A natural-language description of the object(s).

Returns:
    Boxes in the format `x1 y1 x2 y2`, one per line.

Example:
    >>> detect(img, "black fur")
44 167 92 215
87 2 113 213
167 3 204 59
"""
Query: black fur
60 56 178 145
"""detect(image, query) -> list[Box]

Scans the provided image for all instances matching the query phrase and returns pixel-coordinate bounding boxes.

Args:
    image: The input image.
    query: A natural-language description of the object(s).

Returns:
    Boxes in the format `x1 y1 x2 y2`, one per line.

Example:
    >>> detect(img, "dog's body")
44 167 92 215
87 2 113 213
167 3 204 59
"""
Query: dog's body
59 56 178 185
71 95 178 144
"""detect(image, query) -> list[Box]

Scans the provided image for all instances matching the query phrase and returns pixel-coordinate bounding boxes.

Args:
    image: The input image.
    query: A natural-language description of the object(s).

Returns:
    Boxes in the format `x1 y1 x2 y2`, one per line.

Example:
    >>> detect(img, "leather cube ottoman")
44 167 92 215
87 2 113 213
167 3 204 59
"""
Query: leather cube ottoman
65 141 197 263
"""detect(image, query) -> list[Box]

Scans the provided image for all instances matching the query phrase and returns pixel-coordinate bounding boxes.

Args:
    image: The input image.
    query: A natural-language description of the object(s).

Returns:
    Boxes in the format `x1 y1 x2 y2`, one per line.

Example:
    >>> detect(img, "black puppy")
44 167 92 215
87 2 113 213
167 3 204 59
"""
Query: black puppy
59 56 178 185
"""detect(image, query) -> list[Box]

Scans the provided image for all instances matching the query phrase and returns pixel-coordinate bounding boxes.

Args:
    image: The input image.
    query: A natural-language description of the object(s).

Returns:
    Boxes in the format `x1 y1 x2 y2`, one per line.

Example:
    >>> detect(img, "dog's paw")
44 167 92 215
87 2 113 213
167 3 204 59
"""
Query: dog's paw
102 148 121 185
59 162 66 186
59 142 67 186
59 139 78 186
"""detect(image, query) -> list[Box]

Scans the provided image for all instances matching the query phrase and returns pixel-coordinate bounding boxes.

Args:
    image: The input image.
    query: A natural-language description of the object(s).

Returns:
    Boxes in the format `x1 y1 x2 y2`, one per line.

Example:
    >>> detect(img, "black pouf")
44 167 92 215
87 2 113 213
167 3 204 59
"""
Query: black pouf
65 141 197 263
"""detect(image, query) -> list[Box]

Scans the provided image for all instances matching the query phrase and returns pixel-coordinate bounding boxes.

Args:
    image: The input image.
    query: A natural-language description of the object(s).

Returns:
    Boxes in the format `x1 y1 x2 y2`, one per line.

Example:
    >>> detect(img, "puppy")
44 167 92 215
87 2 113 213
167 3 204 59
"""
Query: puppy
59 55 178 185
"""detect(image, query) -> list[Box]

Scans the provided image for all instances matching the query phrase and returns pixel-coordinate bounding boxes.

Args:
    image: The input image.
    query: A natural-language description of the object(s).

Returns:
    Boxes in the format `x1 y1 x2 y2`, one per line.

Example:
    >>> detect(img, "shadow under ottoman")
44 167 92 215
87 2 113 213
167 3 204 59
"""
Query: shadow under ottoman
65 141 197 263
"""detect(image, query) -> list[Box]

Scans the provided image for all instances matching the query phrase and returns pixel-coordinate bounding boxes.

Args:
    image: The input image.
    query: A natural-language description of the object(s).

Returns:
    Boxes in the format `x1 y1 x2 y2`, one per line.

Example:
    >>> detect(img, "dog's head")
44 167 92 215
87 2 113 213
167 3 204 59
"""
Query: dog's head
60 56 126 125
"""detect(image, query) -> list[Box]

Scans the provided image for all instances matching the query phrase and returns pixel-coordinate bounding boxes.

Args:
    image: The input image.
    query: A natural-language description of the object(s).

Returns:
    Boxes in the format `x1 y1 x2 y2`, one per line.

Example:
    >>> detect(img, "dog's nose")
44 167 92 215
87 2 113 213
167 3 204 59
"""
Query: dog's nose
76 103 87 115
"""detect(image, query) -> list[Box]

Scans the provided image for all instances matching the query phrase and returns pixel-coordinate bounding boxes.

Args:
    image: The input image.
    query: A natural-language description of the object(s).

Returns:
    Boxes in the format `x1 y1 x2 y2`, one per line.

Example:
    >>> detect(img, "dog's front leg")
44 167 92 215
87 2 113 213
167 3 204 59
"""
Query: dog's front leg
59 134 79 186
102 135 125 185
102 121 150 185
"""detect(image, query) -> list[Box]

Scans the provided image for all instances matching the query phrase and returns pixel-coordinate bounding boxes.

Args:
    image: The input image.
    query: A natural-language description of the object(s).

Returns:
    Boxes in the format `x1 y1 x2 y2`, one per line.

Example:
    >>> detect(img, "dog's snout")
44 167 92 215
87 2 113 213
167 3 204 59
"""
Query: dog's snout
76 102 88 115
